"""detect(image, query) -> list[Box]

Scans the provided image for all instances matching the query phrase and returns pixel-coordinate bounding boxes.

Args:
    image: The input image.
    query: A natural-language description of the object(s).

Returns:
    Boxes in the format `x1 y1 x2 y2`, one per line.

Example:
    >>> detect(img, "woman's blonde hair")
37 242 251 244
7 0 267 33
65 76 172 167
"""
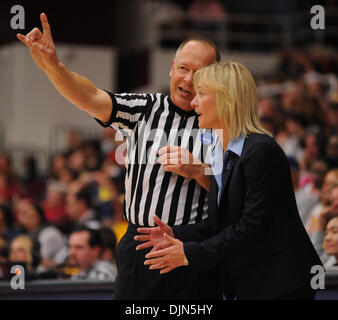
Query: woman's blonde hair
10 235 34 272
194 61 272 139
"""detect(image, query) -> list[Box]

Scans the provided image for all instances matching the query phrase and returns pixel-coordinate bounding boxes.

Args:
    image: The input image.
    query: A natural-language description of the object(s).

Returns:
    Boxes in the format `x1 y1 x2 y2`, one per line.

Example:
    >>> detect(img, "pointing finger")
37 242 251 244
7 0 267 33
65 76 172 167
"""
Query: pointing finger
40 12 52 38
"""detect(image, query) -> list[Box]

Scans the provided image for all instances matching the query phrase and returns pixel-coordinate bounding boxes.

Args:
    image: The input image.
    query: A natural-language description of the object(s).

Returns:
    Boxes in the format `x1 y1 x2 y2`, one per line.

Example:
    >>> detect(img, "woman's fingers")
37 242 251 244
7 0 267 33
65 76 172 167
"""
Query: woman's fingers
144 257 164 266
160 267 172 274
134 234 150 242
136 227 152 235
136 241 153 251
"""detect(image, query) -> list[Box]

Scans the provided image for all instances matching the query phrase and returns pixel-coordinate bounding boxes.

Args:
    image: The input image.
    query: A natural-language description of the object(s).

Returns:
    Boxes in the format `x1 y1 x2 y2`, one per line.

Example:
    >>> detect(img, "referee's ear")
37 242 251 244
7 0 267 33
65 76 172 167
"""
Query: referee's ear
169 59 175 77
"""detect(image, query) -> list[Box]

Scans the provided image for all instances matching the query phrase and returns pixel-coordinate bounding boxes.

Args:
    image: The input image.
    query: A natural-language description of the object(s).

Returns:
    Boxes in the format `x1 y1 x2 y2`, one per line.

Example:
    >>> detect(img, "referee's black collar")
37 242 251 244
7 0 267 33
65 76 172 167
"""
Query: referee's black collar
168 96 197 118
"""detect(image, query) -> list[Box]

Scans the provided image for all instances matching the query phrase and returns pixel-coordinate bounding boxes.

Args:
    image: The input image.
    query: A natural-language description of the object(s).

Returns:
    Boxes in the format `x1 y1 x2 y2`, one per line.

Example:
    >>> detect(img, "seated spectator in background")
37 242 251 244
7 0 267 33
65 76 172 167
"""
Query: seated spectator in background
21 156 46 202
64 130 83 157
66 226 117 280
58 167 77 189
323 214 338 268
325 134 338 169
307 169 338 233
0 204 19 243
98 228 117 264
67 148 86 177
42 182 69 227
287 156 300 191
187 0 226 31
307 183 338 264
326 102 338 135
100 127 117 157
9 235 39 278
65 189 101 230
0 153 15 178
49 153 68 182
0 173 22 206
295 159 328 226
276 114 305 163
0 237 8 263
299 131 325 186
83 140 103 171
15 199 66 272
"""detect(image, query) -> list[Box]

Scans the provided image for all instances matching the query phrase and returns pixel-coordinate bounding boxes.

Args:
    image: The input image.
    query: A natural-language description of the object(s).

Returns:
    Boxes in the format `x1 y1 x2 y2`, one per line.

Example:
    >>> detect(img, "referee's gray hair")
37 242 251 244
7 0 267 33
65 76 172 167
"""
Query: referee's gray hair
175 36 221 62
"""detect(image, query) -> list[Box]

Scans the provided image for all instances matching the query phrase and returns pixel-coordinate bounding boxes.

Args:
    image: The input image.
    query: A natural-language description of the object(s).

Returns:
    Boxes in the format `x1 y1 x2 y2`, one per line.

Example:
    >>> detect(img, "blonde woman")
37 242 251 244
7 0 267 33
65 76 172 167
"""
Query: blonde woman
136 62 322 300
9 235 35 274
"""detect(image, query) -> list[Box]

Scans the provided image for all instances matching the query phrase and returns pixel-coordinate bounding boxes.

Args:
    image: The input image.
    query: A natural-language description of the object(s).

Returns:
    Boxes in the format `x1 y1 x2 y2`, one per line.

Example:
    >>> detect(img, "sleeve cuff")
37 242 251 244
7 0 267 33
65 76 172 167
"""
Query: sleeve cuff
94 90 118 128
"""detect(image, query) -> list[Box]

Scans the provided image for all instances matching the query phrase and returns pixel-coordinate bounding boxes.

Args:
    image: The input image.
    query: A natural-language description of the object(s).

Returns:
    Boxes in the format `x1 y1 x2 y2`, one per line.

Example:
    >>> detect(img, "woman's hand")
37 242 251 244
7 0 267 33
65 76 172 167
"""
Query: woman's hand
144 233 187 274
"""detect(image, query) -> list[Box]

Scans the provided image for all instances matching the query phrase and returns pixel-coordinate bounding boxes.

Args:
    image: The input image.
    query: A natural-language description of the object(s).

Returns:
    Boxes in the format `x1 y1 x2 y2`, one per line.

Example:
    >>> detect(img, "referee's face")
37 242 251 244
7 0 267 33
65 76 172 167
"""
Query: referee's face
169 41 216 111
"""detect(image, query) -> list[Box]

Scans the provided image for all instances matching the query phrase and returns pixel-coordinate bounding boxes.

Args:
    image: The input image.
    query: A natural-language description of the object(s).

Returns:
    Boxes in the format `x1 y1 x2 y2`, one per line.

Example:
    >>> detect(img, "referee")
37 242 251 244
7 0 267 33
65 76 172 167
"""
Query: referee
17 13 221 299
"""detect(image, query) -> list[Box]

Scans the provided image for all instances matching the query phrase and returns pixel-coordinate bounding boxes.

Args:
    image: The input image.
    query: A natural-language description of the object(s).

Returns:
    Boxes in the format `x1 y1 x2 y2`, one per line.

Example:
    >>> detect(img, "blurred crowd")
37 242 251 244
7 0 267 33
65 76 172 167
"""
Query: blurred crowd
0 127 127 281
0 46 338 282
258 47 338 268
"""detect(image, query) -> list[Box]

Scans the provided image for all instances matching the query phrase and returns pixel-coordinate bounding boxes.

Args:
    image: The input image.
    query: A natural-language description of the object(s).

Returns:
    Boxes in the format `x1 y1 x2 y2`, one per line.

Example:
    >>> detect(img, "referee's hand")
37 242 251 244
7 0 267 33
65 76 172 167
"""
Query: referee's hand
157 145 201 178
17 13 59 71
157 145 211 191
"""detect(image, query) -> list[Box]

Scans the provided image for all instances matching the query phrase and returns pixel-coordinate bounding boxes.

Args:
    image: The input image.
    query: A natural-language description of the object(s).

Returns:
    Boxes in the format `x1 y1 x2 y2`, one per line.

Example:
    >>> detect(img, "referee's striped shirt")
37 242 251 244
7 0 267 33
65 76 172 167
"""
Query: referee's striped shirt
96 92 211 227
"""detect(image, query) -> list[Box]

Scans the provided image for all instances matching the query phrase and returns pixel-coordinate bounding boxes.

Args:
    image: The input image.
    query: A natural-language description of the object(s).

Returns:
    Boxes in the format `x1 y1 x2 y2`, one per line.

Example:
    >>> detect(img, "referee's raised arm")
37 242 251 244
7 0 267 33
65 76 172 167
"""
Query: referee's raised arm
17 12 112 123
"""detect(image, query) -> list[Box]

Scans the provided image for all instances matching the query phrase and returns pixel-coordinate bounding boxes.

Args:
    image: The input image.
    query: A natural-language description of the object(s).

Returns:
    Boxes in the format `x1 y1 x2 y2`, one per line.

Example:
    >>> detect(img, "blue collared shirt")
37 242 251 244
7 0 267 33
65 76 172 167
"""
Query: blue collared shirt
210 135 246 205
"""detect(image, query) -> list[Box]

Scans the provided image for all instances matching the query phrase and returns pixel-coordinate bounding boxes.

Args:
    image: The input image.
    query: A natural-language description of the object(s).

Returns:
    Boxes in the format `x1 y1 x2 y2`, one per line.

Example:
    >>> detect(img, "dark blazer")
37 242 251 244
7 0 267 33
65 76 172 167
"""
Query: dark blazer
174 134 322 300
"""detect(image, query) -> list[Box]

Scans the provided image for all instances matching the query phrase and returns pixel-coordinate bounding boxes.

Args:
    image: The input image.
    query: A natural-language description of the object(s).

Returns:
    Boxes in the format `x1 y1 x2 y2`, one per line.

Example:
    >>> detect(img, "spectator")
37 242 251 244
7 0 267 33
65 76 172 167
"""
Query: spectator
307 183 338 264
9 235 39 276
0 204 19 243
287 156 300 191
21 156 46 202
49 153 67 182
42 182 69 226
0 237 8 263
66 226 117 280
187 0 226 31
83 140 103 171
65 189 101 230
323 214 338 267
296 160 328 225
276 114 305 162
15 199 66 272
0 173 22 206
58 167 77 189
98 227 117 263
326 134 338 169
299 131 326 187
64 130 83 157
67 148 86 176
307 169 338 233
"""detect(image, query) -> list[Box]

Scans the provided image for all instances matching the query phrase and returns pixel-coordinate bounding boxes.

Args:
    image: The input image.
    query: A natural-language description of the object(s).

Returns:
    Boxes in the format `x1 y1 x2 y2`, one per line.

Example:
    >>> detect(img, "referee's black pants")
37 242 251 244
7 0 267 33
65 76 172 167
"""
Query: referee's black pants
113 223 222 300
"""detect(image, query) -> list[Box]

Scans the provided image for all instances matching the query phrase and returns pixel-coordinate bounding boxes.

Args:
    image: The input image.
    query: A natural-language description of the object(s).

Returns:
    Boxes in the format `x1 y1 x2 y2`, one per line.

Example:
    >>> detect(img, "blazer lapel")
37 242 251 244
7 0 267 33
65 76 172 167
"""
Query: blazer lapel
220 151 238 203
208 176 219 230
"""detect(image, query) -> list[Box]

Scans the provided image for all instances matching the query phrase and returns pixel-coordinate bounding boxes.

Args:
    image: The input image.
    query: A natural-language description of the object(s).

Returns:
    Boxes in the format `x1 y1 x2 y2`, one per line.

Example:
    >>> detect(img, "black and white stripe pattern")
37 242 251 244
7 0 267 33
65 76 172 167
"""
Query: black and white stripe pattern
96 92 210 227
